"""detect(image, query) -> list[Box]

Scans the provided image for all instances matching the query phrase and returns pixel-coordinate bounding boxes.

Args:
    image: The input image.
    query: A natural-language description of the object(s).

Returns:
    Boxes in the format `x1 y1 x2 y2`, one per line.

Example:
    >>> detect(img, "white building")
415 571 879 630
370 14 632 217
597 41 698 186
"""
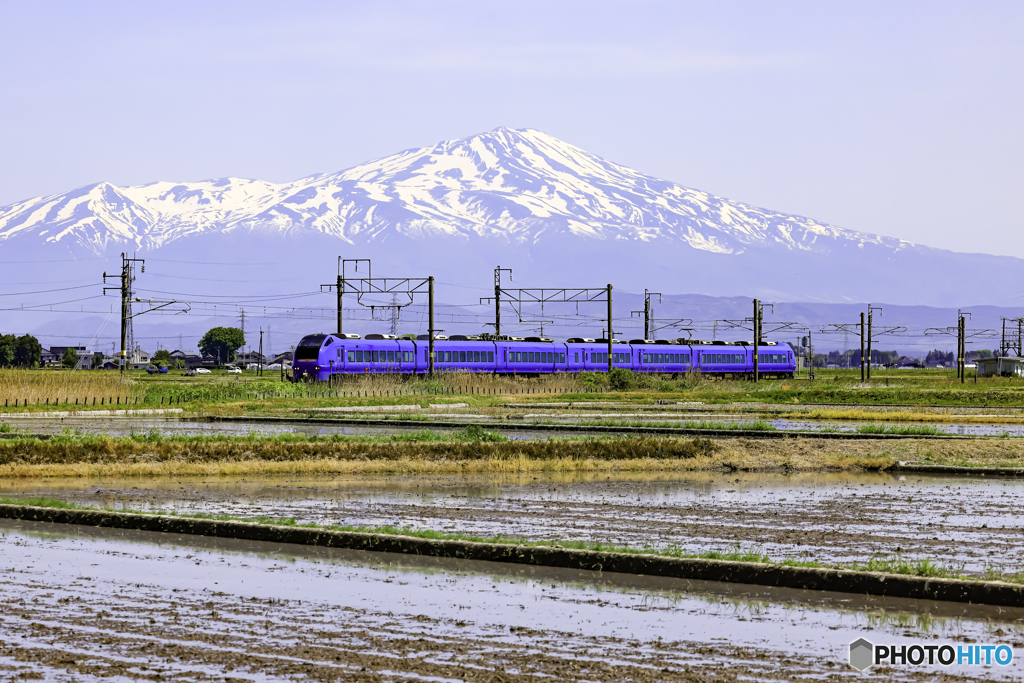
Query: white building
976 356 1024 377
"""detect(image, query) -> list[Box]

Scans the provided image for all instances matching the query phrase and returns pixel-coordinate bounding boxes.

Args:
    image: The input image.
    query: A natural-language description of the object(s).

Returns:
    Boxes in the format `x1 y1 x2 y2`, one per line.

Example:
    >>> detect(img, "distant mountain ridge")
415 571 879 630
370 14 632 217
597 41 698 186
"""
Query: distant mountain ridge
0 127 906 254
0 127 1021 307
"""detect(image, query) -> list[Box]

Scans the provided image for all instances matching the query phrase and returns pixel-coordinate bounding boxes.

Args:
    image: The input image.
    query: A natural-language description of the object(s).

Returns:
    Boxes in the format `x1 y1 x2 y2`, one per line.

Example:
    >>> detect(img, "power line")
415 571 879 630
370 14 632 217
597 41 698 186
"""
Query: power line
0 283 101 296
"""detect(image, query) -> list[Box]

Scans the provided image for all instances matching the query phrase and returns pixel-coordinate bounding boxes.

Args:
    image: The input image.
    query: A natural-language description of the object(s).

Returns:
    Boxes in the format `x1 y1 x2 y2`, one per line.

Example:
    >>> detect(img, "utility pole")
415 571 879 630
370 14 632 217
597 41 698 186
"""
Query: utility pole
336 262 343 335
630 289 662 340
957 310 972 384
807 331 814 384
926 313 988 385
867 305 883 380
321 257 367 337
860 312 866 382
428 276 435 375
493 266 512 336
607 284 614 373
258 328 264 377
103 253 144 379
752 299 760 382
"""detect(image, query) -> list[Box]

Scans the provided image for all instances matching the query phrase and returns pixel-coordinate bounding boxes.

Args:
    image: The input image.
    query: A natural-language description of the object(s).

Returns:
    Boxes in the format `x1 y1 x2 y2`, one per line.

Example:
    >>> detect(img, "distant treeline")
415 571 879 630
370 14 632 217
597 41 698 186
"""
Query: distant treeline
0 334 42 368
810 348 998 368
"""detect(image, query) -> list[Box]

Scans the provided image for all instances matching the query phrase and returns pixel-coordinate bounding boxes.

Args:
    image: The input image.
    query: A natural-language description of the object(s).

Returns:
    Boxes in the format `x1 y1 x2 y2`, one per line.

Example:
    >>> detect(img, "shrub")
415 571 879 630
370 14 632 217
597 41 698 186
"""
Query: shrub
608 367 636 391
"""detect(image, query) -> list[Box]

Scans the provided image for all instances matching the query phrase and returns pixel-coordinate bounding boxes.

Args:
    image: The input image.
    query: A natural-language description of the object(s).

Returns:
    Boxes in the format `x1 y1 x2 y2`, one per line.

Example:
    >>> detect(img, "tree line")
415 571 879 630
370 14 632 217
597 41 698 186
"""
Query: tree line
0 334 42 368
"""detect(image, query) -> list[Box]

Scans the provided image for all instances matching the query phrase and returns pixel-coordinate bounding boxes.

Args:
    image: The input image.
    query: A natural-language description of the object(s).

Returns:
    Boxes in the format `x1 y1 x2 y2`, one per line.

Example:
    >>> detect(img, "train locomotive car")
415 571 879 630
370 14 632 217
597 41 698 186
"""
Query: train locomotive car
291 333 796 382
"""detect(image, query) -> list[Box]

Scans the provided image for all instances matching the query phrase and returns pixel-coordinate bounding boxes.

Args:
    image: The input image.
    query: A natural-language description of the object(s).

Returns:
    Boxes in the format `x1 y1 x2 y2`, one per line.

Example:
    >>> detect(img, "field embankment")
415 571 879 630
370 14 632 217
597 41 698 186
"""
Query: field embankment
0 431 1020 478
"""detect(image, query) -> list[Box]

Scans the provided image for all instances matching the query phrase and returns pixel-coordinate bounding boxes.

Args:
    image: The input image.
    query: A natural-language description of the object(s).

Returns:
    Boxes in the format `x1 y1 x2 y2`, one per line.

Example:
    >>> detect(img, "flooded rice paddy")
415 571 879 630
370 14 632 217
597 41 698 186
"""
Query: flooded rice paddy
4 470 1023 574
1 519 1021 681
4 412 1024 679
7 412 1024 438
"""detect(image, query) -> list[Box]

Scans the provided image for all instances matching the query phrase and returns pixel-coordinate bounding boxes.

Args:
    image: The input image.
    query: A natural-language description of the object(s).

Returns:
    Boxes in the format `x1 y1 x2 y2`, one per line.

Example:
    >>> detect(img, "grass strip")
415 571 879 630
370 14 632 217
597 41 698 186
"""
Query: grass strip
571 419 777 431
856 424 945 436
2 495 1021 587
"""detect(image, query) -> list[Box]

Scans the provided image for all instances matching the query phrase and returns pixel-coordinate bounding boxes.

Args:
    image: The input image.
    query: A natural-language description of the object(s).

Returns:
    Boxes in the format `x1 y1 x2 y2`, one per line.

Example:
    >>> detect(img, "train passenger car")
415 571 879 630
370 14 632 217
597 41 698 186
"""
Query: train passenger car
634 340 692 374
291 332 796 381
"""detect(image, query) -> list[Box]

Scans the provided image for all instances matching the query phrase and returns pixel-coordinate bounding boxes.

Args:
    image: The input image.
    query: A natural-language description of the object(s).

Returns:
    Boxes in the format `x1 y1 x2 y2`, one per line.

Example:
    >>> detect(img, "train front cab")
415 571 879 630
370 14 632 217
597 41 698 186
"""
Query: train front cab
292 333 331 382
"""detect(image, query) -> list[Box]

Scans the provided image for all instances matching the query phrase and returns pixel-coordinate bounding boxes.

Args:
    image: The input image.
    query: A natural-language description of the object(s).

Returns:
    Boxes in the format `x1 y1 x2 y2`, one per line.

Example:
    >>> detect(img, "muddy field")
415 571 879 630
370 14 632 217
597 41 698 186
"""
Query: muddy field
1 519 1021 681
5 470 1024 573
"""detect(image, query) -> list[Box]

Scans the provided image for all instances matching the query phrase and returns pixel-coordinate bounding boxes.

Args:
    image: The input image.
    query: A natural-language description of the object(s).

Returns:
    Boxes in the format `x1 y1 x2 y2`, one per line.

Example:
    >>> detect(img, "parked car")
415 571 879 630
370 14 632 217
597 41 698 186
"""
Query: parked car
145 365 168 374
226 367 242 374
194 368 212 374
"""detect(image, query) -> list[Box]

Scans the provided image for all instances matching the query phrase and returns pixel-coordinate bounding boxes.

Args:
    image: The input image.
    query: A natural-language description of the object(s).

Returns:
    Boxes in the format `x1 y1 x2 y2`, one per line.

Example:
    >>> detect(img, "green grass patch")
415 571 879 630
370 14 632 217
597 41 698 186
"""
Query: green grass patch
856 424 944 436
571 419 776 431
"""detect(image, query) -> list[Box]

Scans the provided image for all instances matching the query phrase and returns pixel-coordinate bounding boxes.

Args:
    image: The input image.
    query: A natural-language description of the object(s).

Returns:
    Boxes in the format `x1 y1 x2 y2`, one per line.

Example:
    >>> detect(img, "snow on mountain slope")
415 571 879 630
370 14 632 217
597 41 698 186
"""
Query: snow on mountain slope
0 127 911 256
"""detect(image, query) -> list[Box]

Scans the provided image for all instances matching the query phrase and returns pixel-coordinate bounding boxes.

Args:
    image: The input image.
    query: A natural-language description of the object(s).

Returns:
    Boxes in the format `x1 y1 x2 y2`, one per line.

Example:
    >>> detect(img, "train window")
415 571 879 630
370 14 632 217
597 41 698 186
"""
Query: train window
456 351 462 362
488 351 494 362
574 353 579 363
346 351 352 362
514 352 520 362
356 350 363 362
384 351 391 362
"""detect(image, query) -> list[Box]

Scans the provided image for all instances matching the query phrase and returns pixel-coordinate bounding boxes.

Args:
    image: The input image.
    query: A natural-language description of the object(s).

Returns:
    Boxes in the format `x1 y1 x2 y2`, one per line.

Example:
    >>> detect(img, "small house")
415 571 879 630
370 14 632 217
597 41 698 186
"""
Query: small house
976 356 1024 377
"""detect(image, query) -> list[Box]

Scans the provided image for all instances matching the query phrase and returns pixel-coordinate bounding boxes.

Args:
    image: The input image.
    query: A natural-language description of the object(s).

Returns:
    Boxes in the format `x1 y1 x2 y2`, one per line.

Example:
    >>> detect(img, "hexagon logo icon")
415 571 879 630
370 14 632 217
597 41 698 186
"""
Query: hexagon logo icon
849 638 874 671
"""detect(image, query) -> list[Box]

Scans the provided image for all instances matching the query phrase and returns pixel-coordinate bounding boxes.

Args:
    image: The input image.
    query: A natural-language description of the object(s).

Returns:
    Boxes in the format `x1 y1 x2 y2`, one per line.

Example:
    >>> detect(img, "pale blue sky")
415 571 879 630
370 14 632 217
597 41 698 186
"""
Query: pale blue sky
1 1 1021 255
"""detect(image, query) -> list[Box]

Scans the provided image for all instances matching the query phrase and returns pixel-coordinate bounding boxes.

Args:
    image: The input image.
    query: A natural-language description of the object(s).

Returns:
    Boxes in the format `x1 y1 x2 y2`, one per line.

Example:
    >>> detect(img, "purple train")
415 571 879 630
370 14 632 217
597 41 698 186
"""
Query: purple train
291 333 796 382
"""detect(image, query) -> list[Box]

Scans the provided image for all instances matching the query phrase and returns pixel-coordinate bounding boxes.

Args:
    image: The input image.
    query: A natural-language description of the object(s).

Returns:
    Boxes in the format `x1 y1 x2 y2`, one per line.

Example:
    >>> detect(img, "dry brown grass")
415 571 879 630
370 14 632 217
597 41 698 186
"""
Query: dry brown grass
332 370 581 396
0 370 140 405
2 434 1016 479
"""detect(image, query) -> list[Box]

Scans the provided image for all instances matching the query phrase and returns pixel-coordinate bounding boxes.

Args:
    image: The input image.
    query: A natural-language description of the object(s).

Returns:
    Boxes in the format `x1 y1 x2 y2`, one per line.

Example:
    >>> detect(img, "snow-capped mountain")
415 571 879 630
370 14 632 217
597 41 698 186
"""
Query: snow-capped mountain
0 127 903 255
0 127 1020 307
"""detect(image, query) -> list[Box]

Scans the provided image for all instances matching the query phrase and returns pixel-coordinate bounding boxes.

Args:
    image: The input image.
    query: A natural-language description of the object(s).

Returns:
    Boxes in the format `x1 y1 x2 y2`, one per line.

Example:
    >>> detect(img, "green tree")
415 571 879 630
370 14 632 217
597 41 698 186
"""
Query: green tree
91 353 105 369
0 334 15 367
13 335 42 368
198 327 245 364
152 349 172 367
61 347 79 369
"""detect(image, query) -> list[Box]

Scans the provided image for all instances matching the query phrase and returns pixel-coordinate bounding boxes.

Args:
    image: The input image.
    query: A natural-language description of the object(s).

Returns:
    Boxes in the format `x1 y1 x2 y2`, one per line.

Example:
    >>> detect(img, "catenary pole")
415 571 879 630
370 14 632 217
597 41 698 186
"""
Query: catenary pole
752 299 759 382
607 284 613 373
120 255 129 379
644 289 650 339
428 276 435 376
860 312 866 382
867 308 873 380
